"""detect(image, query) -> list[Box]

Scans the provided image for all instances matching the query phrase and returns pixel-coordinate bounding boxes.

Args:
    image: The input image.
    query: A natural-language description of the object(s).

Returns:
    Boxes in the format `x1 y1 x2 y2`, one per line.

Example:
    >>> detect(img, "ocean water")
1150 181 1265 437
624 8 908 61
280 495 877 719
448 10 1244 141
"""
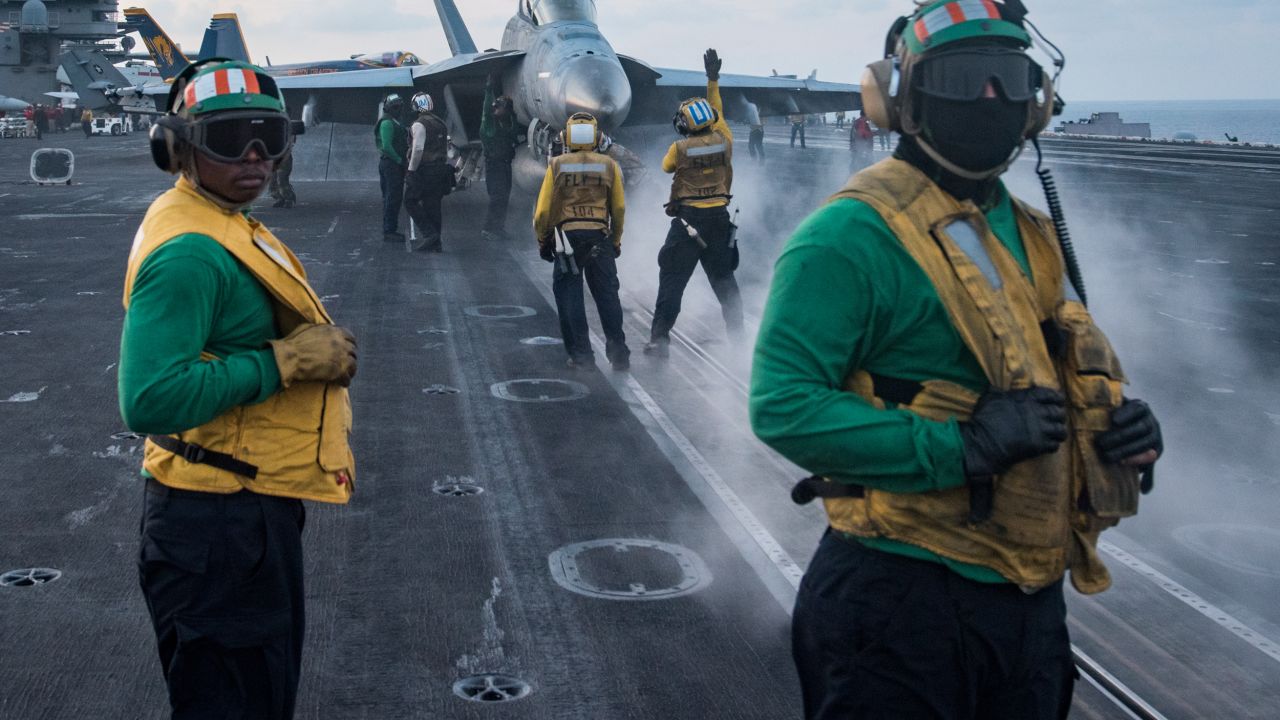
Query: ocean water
1058 99 1280 146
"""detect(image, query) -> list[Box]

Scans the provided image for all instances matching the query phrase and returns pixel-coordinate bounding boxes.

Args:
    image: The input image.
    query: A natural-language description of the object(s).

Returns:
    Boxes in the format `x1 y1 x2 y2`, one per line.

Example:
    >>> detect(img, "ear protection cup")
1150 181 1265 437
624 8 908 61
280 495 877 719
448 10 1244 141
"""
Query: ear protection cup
860 57 898 131
151 58 229 173
1024 67 1054 137
861 14 911 133
149 116 187 173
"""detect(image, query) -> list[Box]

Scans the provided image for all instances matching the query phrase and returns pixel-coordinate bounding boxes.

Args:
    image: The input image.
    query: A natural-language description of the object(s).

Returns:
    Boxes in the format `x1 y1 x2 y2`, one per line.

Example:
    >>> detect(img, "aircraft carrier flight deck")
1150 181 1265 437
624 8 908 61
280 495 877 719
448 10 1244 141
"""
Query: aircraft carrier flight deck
2 124 1280 719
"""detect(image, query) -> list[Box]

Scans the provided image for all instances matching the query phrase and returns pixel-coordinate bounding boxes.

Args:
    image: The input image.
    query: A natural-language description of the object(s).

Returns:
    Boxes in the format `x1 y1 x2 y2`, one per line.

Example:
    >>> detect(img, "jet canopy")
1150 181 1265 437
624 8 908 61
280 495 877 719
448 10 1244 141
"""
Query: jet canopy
529 0 597 24
353 52 422 68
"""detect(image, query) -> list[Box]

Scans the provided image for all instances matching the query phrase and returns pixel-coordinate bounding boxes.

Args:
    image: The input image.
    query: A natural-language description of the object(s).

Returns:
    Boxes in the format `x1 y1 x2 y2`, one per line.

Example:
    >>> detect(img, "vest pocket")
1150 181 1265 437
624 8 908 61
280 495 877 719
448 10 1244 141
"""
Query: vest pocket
1056 302 1139 518
317 385 354 475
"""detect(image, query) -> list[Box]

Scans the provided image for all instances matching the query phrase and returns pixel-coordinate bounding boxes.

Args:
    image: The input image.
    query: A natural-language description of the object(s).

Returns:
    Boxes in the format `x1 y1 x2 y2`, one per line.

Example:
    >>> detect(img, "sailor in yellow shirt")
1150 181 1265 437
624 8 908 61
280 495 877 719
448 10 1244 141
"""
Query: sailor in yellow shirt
532 112 630 371
644 48 743 358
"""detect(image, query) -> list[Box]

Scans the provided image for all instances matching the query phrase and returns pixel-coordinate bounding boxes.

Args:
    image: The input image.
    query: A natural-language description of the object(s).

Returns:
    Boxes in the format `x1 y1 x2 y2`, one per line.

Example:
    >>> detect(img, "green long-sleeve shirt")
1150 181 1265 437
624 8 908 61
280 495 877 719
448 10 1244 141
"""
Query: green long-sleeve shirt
376 117 407 165
750 186 1030 583
480 85 520 162
119 233 281 435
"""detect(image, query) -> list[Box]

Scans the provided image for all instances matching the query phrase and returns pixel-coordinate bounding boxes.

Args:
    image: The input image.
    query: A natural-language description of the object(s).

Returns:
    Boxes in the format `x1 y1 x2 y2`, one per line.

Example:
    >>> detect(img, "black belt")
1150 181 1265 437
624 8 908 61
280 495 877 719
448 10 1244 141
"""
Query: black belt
791 476 864 505
148 435 259 480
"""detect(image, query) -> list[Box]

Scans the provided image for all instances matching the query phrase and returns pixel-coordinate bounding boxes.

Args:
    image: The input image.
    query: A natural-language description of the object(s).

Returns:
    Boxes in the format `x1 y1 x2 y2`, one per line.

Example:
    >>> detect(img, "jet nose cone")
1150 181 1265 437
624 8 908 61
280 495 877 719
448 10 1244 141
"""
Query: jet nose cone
560 55 632 131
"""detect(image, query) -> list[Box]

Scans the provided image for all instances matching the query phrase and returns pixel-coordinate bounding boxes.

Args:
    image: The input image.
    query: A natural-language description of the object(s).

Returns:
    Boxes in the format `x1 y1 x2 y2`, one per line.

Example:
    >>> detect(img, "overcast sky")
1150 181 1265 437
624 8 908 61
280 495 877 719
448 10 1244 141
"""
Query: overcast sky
135 0 1278 102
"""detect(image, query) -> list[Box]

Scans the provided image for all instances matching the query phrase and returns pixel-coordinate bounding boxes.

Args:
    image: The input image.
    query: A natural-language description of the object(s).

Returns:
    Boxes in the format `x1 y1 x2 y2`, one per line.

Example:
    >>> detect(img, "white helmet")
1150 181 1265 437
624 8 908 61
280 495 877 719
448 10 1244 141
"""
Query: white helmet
411 92 433 113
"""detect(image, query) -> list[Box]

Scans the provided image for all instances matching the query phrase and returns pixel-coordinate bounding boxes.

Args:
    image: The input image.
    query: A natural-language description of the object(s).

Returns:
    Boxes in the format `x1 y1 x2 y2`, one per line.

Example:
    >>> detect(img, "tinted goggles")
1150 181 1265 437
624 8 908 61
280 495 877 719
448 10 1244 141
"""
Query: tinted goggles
191 113 292 162
915 49 1043 103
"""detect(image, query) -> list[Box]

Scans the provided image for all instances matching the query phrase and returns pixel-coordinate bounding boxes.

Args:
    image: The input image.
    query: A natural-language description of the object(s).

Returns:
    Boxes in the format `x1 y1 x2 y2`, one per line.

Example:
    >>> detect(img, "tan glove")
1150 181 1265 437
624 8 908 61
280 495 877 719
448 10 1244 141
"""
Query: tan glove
269 323 358 387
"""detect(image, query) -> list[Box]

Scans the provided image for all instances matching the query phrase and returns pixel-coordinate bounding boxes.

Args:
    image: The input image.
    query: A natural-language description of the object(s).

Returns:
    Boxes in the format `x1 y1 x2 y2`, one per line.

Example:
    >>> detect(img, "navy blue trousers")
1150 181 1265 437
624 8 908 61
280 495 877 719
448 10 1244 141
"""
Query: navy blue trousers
650 205 742 342
792 532 1075 720
552 229 629 363
139 480 306 719
378 156 405 235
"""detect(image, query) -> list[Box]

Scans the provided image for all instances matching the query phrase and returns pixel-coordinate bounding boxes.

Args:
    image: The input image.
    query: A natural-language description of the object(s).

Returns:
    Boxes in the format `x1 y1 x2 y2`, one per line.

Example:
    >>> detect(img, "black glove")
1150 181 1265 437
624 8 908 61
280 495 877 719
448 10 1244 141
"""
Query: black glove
703 49 721 81
1096 398 1162 463
614 244 621 259
539 242 555 263
959 387 1068 478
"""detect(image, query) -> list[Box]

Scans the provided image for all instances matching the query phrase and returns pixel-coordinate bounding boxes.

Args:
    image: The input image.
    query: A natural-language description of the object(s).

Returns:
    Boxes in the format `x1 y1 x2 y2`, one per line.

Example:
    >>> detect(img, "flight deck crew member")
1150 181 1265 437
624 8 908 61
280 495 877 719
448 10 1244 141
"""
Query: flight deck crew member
851 110 875 169
119 59 358 718
81 107 93 137
750 3 1165 718
644 48 743 358
789 112 806 148
480 74 521 241
33 104 47 140
746 101 765 161
404 91 453 252
533 112 630 371
376 93 409 242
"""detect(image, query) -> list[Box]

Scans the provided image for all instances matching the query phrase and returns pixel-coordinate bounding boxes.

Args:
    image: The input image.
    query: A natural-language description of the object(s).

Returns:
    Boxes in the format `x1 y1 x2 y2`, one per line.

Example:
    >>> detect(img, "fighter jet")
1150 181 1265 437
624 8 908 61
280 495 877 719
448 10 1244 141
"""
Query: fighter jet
44 58 165 108
273 0 860 184
62 9 427 117
57 50 165 115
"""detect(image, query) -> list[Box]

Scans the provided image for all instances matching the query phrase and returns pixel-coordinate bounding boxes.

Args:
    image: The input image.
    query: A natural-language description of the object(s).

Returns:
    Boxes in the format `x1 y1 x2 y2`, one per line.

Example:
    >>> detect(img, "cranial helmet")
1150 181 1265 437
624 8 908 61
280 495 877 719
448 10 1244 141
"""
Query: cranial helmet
673 97 717 135
565 112 598 152
859 0 1057 178
150 58 291 174
411 92 434 113
383 93 405 114
179 59 287 117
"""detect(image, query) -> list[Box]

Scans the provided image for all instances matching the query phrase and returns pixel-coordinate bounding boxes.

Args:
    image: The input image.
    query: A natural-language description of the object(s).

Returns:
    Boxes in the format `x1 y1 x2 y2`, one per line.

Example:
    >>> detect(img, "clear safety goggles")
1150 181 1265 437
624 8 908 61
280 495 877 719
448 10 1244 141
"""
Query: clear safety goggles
190 113 292 163
915 48 1043 103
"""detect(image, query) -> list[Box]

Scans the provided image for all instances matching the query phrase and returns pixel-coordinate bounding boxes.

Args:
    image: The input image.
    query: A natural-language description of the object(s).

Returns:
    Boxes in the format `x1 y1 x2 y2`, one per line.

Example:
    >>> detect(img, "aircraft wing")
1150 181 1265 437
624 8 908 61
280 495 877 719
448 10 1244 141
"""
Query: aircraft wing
270 51 523 131
623 62 860 126
271 67 416 125
409 50 525 83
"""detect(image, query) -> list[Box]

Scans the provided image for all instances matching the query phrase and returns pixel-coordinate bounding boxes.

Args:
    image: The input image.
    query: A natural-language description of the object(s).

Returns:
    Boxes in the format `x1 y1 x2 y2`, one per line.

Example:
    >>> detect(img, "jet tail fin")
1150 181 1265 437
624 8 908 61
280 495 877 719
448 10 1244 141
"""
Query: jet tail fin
433 0 478 56
122 7 190 81
198 13 253 64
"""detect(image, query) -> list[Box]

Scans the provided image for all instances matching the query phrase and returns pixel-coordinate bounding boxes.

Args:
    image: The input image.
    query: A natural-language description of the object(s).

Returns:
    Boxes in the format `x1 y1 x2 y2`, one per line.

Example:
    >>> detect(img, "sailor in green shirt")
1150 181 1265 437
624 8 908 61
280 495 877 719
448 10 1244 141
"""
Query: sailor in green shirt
120 60 359 717
480 73 521 240
749 3 1163 718
752 178 1029 584
376 93 410 242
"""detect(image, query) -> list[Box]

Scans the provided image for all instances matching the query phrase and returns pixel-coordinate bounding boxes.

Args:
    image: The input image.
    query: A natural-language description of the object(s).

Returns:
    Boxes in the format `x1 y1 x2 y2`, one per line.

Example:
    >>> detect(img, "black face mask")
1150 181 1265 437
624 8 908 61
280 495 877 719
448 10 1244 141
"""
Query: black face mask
919 95 1027 173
